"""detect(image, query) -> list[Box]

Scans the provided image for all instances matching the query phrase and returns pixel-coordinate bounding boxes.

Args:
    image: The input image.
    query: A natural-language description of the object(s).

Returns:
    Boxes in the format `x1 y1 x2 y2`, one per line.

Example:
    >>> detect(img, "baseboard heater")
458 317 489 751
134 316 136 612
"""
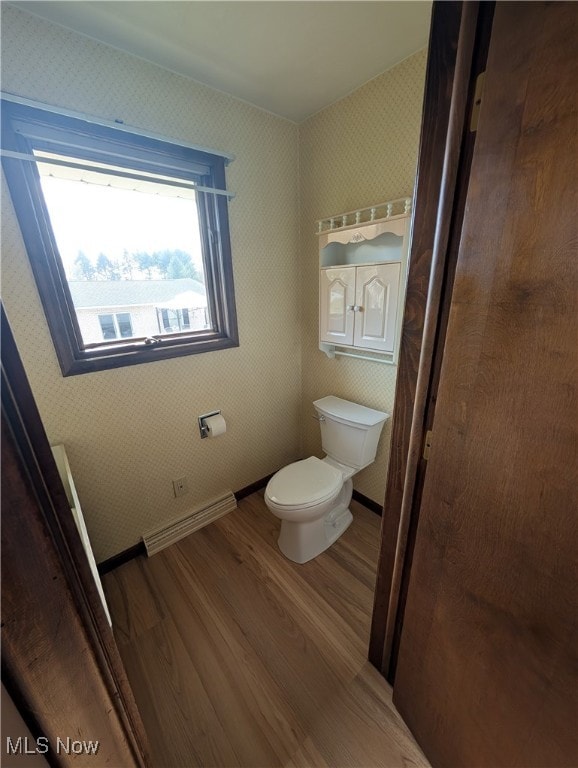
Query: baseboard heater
142 490 237 556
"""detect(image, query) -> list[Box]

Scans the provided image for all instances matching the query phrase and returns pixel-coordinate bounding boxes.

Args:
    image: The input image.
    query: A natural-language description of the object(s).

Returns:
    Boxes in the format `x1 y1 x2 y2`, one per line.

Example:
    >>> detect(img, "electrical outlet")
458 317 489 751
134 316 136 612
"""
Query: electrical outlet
172 477 188 498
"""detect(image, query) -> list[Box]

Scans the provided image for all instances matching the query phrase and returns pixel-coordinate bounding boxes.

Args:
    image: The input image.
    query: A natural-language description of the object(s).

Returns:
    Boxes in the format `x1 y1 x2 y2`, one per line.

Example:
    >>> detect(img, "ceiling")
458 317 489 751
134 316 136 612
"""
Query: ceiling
11 1 432 122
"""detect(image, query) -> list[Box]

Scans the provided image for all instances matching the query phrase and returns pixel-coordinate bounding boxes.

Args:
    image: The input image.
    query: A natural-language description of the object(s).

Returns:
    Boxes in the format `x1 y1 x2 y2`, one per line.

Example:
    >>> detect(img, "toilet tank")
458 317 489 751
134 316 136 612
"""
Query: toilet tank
313 396 389 469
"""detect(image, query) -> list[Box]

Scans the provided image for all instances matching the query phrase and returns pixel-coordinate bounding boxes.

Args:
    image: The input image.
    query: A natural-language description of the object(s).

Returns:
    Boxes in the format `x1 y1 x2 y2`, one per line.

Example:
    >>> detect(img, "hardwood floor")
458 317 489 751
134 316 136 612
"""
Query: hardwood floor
103 493 429 768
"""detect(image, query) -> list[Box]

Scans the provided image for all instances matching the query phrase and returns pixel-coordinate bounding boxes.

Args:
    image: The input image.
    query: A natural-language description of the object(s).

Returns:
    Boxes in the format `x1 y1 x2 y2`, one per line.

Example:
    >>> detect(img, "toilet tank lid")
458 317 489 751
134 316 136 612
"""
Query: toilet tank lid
313 396 389 427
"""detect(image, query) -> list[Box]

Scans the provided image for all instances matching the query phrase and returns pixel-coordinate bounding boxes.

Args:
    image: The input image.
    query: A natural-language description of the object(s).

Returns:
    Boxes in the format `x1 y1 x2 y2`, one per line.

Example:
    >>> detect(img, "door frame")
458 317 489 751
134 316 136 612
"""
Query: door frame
1 304 149 766
369 0 495 680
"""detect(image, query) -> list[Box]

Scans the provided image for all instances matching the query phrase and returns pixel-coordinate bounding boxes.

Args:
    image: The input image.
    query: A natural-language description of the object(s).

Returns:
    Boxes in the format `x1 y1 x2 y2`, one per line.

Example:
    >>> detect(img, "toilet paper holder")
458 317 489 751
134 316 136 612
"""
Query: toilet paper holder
198 410 222 439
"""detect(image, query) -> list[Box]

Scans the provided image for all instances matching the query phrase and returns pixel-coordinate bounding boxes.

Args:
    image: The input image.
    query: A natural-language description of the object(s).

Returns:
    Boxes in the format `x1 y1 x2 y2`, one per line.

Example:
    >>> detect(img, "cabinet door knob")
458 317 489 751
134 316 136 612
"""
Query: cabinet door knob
353 305 363 312
346 305 355 312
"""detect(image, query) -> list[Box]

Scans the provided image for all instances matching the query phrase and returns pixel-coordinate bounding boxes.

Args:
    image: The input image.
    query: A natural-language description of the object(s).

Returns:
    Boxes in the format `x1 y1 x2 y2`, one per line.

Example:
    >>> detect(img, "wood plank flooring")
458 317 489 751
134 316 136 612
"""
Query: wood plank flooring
103 492 429 768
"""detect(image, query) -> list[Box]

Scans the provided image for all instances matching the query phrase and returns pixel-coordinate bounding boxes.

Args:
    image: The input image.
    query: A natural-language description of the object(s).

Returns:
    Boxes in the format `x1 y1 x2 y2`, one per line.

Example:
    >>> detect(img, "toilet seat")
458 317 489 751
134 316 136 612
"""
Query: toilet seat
265 456 342 509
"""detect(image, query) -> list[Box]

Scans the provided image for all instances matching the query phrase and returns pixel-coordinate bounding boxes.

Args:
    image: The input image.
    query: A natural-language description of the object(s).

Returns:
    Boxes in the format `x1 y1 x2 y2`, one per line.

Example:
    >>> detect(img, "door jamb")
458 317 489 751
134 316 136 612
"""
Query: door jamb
1 304 149 766
369 0 495 681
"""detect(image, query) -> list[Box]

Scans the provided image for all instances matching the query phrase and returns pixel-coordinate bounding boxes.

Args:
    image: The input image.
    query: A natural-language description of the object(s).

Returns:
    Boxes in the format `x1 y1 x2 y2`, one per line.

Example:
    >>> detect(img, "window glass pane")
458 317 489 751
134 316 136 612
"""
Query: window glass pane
161 308 179 332
37 154 210 346
98 314 116 340
116 313 133 338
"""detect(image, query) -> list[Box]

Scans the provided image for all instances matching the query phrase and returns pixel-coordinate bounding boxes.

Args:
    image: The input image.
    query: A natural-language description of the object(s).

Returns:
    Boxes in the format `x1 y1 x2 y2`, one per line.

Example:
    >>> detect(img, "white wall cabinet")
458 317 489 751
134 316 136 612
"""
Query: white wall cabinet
317 200 411 363
320 262 401 352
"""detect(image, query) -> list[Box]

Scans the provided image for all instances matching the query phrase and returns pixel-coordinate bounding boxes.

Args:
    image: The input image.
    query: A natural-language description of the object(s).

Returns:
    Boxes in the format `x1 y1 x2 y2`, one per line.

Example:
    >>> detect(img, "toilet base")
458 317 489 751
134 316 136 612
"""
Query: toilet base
277 479 353 564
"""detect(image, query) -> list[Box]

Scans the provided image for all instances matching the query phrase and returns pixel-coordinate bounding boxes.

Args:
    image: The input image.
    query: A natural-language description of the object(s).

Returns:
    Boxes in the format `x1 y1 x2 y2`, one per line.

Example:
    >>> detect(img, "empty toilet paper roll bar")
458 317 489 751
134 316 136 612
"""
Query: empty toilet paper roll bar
198 411 227 439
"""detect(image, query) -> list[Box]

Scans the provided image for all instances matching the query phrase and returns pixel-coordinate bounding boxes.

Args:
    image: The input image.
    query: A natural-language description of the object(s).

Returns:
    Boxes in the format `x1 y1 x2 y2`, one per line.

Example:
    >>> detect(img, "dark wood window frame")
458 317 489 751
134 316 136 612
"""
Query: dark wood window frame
1 100 239 376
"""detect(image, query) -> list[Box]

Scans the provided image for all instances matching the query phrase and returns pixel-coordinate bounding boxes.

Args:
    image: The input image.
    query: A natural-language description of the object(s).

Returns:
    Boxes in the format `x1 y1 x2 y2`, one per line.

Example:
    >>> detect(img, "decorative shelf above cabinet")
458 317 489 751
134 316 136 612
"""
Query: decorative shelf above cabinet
317 198 412 364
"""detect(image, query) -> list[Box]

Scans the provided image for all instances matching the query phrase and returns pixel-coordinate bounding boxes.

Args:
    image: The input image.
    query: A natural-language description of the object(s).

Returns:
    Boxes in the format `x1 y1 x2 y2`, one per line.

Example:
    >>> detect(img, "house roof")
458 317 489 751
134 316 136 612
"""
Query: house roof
68 278 207 309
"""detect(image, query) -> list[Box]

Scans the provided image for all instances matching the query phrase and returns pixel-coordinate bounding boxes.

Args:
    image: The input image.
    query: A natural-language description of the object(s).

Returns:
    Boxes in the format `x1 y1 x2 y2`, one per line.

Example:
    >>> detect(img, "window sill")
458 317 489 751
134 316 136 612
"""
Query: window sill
61 332 239 376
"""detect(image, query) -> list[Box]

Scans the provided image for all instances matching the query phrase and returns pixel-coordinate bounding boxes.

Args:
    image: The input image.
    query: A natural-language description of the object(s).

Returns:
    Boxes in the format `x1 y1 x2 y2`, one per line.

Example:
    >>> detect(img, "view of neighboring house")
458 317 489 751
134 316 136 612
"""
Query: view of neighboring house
68 278 209 344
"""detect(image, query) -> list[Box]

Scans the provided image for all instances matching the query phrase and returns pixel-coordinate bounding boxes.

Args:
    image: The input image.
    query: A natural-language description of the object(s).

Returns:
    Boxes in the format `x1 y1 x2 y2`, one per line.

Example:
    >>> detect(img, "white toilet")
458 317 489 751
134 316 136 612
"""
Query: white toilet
264 396 389 564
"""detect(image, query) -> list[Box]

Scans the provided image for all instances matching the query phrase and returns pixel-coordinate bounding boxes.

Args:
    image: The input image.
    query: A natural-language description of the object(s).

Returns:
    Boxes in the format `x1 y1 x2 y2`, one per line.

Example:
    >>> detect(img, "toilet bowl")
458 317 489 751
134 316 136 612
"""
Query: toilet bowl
265 456 354 564
265 396 389 564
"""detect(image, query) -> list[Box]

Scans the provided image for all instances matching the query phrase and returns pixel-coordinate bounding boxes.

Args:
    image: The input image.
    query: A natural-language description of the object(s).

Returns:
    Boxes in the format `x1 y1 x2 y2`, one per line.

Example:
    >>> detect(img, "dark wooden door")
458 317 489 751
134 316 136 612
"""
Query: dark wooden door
393 3 578 766
1 306 149 767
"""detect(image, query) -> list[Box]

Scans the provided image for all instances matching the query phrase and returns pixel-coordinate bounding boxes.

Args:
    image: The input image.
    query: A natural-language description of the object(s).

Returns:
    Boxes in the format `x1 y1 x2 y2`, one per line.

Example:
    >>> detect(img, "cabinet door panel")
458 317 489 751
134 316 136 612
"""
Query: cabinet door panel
320 267 355 345
354 263 400 351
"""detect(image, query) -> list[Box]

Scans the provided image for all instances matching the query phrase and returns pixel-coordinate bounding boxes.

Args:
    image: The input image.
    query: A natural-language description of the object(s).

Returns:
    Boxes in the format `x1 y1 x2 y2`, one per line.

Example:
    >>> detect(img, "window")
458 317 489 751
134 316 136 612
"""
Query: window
99 314 117 341
116 313 133 339
160 309 175 333
98 313 133 340
1 99 238 375
157 307 195 333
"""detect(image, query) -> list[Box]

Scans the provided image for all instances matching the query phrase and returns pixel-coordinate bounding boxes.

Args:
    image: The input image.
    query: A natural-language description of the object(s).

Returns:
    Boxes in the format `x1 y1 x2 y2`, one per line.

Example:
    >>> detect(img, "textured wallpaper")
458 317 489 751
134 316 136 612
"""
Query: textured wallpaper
1 5 301 561
1 5 426 560
299 49 427 504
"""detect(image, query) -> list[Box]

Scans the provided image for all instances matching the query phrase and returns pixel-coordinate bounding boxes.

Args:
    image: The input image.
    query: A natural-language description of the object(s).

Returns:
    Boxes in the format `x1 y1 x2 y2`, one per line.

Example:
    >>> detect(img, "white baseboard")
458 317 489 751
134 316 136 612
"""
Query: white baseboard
143 491 237 556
